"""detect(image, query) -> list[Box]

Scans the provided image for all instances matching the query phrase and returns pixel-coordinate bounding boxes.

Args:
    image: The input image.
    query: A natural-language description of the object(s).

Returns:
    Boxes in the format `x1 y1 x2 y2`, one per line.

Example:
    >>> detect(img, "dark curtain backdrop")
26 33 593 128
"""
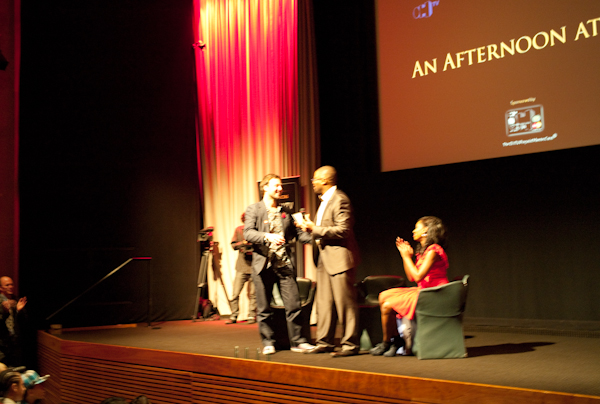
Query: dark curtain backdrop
313 2 600 328
19 1 200 328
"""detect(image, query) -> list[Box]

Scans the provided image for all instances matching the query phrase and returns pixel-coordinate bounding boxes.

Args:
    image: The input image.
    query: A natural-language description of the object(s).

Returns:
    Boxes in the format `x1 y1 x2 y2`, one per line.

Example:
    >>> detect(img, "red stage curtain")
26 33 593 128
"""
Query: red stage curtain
0 0 20 285
193 0 319 316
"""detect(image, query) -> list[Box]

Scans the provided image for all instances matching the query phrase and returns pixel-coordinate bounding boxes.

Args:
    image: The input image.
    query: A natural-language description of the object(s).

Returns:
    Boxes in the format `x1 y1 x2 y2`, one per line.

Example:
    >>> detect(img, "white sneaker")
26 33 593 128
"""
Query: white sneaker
290 343 315 353
262 345 276 355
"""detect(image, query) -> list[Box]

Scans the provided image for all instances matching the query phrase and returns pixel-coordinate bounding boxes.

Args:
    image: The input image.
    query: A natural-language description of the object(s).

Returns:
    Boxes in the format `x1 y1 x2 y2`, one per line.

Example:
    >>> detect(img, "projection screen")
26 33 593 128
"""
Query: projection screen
377 0 600 172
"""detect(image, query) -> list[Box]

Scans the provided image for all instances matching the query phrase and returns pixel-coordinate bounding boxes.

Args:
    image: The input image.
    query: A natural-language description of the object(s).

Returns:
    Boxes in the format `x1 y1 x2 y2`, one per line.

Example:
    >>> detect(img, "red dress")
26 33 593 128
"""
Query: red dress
379 244 449 320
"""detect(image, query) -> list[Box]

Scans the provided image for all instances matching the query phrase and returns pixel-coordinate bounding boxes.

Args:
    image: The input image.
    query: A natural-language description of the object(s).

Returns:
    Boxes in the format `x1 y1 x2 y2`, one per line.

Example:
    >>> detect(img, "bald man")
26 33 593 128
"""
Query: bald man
301 166 360 357
0 277 27 366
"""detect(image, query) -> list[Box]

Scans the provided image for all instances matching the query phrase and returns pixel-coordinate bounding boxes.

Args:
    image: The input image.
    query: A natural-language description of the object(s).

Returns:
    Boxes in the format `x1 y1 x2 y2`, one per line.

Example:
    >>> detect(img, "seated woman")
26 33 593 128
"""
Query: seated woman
370 216 449 356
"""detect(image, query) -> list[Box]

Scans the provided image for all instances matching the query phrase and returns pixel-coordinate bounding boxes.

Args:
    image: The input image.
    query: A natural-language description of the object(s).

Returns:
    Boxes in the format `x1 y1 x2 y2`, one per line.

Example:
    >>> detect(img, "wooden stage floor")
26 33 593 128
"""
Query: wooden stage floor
38 319 600 404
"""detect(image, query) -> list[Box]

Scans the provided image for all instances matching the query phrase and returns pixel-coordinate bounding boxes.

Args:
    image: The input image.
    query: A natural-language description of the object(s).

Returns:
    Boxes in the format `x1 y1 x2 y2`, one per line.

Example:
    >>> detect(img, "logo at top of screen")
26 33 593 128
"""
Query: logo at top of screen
413 0 440 19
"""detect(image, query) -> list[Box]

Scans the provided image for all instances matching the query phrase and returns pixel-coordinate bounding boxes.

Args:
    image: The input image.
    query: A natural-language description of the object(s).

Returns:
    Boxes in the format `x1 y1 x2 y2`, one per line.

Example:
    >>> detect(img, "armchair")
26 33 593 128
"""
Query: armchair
270 277 316 349
411 274 470 359
357 275 405 350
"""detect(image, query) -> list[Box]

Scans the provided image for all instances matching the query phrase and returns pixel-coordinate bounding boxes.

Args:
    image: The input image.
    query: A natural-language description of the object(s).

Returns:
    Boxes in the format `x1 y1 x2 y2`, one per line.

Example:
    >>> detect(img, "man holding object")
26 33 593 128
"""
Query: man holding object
244 174 314 355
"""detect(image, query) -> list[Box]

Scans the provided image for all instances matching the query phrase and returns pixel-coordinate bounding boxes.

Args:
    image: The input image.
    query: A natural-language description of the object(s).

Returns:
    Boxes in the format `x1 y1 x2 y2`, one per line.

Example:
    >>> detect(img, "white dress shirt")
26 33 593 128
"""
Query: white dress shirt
316 186 336 226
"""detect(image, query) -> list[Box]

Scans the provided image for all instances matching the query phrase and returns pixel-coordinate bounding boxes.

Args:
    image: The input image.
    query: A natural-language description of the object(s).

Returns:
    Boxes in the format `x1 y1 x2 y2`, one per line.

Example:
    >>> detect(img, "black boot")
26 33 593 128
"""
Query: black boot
383 336 404 357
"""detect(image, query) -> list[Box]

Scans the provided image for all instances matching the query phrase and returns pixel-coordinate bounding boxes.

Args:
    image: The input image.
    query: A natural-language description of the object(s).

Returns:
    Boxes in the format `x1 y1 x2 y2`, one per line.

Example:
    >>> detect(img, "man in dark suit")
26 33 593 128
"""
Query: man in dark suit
243 174 314 355
300 166 360 357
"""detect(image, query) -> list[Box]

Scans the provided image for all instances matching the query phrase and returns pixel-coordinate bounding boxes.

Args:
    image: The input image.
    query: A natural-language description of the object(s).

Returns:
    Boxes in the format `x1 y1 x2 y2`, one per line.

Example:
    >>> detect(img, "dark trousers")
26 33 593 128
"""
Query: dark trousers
252 265 306 348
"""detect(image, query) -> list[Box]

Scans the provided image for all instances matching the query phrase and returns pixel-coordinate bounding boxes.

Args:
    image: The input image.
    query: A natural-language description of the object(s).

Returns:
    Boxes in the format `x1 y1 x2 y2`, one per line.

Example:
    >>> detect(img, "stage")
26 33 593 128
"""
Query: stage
37 320 600 404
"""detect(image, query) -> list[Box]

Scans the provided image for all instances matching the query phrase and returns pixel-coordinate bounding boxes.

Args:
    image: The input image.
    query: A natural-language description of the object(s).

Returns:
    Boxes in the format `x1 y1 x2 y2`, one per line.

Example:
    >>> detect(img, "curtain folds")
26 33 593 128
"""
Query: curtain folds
0 0 20 283
193 0 319 317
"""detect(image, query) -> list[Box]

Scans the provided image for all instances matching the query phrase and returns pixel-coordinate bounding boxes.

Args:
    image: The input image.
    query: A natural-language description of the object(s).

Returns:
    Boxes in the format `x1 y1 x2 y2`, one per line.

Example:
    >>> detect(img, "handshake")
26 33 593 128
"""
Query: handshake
293 212 315 233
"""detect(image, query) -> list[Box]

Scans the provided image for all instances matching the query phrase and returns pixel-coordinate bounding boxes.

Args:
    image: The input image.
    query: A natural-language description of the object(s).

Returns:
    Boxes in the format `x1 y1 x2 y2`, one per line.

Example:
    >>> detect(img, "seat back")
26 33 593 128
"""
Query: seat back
297 277 316 306
412 275 469 359
416 275 469 317
359 275 405 306
271 277 315 307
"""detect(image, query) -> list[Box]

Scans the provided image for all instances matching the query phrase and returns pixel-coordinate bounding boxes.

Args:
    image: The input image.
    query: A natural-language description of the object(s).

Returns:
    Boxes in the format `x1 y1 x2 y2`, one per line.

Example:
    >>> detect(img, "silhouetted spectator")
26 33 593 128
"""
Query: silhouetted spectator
0 277 27 366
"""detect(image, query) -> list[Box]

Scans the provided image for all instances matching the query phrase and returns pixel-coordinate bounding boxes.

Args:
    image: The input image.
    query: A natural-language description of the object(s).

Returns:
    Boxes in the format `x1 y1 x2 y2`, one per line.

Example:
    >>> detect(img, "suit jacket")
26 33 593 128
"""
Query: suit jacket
244 200 311 274
231 225 253 274
312 189 360 275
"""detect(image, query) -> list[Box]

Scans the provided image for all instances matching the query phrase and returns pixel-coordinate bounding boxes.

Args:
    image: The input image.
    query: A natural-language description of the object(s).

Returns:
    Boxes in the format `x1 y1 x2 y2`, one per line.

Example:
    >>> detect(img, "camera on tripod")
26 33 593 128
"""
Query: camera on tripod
194 226 215 320
197 227 214 243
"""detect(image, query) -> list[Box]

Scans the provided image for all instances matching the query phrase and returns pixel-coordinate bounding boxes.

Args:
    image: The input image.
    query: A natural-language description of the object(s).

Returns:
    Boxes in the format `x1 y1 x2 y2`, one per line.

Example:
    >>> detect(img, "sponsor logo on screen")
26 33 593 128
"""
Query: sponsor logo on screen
413 0 440 19
505 105 545 137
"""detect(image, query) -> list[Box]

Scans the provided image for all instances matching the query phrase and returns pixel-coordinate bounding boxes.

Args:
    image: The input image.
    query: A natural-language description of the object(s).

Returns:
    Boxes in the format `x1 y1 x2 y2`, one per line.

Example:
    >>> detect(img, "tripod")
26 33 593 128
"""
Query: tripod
193 227 214 321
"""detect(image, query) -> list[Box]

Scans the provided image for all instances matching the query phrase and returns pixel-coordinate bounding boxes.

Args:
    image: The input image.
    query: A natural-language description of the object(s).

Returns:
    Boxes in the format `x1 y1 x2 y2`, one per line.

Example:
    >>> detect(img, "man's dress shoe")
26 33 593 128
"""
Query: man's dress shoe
330 349 358 357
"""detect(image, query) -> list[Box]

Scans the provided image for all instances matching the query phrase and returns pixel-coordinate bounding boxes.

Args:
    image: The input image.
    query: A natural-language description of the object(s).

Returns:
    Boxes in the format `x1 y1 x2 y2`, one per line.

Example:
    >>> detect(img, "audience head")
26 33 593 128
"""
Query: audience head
100 398 130 404
416 216 447 253
0 369 26 402
0 276 15 298
240 212 245 223
21 370 50 403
